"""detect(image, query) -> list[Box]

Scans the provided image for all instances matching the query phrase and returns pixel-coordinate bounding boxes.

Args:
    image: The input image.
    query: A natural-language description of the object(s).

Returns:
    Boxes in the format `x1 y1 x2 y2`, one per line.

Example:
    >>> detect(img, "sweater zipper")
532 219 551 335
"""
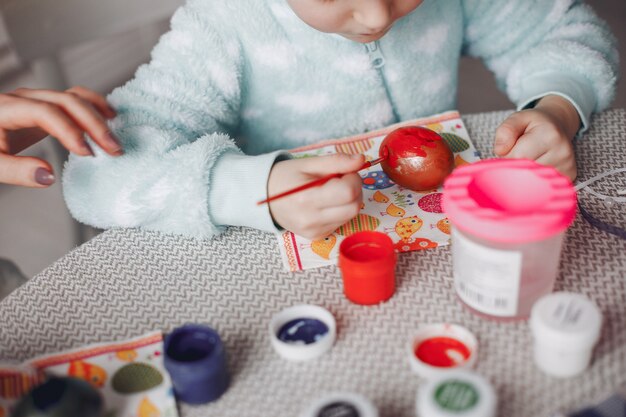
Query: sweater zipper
365 41 400 123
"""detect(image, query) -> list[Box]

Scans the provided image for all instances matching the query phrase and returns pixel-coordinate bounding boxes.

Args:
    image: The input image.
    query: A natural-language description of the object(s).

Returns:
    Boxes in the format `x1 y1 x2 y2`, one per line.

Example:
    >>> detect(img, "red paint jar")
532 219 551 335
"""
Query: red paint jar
338 231 396 305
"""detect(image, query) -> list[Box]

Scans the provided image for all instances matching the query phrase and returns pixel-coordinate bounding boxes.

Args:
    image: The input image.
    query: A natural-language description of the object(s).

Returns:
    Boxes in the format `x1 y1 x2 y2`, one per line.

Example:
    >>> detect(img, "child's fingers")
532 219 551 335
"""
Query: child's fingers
11 88 122 156
504 134 547 161
0 153 55 187
536 148 577 181
66 86 116 119
0 98 93 156
314 173 363 208
300 153 366 176
494 113 530 156
319 201 362 226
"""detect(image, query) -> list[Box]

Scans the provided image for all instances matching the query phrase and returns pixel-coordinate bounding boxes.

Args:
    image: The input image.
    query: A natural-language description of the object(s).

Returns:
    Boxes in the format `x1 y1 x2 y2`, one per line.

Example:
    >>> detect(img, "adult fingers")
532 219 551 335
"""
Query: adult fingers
66 86 116 119
494 112 530 157
3 127 53 155
0 97 94 156
11 88 122 156
0 153 55 187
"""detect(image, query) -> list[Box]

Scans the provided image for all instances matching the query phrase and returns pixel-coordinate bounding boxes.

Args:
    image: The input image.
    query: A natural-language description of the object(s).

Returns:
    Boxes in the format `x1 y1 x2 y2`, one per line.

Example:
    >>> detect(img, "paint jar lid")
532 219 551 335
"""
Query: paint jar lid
408 323 478 379
417 370 497 417
299 392 378 417
443 159 576 244
269 304 336 362
530 292 602 349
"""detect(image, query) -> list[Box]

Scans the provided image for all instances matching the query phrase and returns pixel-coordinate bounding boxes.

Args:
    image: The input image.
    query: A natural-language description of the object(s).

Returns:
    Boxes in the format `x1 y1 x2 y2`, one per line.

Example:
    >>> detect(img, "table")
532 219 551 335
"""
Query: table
1 110 625 417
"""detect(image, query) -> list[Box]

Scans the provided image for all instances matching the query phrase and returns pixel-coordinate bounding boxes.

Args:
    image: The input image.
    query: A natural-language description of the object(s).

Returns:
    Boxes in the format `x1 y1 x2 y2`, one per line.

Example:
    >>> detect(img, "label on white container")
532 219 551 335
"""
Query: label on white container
546 299 588 329
452 231 521 316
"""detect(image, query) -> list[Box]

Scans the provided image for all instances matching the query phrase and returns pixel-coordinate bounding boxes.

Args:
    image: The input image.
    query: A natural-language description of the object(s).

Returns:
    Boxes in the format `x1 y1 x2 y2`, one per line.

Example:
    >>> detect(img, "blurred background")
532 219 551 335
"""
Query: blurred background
0 0 623 279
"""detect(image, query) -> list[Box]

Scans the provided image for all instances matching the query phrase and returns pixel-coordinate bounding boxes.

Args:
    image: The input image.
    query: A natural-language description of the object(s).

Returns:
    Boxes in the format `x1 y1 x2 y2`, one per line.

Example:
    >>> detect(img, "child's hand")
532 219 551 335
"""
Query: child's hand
268 153 365 240
493 95 581 181
0 86 121 187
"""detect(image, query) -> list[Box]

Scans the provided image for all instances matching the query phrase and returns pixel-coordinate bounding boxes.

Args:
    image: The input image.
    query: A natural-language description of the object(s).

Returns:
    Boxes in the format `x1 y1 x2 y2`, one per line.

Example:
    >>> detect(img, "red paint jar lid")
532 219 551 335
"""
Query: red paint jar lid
407 323 478 379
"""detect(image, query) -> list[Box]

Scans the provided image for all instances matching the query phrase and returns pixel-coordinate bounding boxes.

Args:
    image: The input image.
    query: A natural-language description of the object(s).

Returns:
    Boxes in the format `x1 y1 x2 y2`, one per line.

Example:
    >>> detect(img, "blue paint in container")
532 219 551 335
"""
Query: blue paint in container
278 318 329 345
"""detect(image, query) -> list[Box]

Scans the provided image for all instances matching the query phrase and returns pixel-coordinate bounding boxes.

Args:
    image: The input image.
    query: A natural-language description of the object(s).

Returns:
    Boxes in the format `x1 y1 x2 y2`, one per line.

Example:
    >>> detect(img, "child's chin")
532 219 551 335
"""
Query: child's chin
343 32 387 43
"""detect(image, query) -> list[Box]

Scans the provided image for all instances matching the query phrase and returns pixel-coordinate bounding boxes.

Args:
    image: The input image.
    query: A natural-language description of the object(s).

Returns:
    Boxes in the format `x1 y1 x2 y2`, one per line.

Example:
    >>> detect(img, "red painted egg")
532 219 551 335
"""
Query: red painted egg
379 126 454 191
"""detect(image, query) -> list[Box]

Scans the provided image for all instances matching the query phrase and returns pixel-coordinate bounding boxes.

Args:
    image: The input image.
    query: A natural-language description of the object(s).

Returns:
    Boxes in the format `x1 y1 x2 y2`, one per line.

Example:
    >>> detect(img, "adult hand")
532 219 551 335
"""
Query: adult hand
268 153 364 240
0 86 122 187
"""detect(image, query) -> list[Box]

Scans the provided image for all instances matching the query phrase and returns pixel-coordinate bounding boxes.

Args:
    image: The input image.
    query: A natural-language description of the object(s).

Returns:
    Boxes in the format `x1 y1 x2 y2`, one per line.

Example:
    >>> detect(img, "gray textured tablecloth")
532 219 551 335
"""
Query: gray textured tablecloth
1 110 625 417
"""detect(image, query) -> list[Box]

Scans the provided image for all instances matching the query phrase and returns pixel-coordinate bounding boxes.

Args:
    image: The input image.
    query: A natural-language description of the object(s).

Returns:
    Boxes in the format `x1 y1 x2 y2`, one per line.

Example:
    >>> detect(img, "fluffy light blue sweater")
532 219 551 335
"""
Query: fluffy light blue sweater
63 0 618 239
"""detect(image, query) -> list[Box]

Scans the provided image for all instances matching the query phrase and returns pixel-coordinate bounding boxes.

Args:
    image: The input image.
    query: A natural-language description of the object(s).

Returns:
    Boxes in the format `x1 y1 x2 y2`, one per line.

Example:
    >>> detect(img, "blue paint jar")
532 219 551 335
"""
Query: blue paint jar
164 324 230 405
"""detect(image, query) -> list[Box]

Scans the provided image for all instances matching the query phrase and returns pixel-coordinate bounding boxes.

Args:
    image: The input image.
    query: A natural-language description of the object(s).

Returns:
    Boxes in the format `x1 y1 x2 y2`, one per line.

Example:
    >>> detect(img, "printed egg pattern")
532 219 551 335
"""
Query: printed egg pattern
418 193 444 213
336 214 381 236
441 132 470 153
335 139 374 154
361 170 394 190
112 363 164 394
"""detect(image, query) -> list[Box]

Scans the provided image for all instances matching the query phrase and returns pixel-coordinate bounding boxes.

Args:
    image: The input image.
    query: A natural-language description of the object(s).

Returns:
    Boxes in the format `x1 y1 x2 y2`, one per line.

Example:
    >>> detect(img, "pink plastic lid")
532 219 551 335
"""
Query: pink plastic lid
442 159 577 244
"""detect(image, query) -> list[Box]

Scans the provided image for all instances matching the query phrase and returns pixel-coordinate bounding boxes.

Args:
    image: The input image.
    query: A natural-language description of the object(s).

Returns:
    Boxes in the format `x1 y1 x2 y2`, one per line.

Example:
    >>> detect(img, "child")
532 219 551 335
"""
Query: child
63 0 618 240
0 86 121 187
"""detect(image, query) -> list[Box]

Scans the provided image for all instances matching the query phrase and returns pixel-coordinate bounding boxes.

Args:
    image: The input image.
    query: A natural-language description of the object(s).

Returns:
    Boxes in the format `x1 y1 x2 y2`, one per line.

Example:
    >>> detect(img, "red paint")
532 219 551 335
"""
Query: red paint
343 242 387 262
381 127 441 168
415 337 471 367
379 126 454 191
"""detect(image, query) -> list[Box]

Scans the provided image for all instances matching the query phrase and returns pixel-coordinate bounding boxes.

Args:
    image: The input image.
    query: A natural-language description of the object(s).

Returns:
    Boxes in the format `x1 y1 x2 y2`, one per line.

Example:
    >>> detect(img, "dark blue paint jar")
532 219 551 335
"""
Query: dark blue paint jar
164 324 230 405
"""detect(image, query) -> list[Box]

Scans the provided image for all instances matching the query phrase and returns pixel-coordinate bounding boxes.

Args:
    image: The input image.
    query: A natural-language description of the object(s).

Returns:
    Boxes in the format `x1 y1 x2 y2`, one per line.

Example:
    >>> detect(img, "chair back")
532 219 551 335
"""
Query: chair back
2 0 183 62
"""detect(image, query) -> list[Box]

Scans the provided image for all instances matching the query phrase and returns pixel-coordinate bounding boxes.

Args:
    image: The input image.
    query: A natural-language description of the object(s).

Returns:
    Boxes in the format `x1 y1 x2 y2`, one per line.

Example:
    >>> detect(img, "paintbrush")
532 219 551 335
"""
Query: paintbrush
257 155 386 205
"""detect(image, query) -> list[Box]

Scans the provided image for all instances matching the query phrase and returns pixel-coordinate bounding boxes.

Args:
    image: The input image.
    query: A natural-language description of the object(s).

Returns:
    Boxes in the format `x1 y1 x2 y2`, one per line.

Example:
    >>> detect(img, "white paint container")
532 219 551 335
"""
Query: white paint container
530 292 602 378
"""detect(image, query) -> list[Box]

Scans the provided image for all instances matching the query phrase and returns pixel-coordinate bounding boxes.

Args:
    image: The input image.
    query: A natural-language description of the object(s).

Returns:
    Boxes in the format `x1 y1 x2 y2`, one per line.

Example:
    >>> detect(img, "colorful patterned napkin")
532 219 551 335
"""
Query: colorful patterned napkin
276 110 481 271
0 332 178 417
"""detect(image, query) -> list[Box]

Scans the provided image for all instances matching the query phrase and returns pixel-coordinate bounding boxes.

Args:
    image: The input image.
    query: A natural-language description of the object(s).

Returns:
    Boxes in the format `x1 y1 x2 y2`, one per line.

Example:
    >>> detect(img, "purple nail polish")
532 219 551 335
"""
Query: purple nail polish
35 168 55 186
